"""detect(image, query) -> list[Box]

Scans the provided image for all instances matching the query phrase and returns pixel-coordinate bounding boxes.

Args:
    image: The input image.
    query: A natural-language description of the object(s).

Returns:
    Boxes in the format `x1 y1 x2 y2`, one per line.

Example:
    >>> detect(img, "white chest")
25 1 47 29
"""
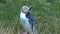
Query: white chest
20 12 28 20
20 12 32 32
20 12 29 24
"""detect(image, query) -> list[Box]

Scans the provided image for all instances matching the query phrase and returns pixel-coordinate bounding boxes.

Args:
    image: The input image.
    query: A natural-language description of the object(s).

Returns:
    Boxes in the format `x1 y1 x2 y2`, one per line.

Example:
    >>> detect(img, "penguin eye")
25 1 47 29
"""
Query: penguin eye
25 8 28 9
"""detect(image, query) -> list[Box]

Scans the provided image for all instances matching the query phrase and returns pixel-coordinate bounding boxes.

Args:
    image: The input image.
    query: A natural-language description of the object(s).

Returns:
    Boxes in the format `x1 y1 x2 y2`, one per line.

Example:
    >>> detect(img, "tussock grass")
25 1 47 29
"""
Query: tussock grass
0 0 60 34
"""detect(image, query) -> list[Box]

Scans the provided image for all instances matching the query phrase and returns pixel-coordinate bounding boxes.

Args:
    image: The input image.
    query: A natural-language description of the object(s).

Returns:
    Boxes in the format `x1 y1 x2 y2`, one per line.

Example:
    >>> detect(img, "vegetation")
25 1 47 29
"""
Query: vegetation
0 0 60 34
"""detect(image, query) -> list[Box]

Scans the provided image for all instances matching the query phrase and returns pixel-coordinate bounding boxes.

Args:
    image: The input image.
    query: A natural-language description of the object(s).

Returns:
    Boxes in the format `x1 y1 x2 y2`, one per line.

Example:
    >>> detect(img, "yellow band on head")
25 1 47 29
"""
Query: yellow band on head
24 9 28 12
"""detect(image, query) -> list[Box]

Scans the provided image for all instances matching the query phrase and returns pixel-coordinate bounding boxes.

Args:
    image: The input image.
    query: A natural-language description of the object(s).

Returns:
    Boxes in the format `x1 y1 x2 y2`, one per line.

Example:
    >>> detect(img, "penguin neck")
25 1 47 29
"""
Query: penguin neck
21 11 26 15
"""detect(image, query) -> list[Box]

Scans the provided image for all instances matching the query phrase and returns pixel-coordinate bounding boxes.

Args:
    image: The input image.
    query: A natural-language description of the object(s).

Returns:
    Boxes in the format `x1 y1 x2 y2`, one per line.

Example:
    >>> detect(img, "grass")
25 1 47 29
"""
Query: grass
0 0 60 34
